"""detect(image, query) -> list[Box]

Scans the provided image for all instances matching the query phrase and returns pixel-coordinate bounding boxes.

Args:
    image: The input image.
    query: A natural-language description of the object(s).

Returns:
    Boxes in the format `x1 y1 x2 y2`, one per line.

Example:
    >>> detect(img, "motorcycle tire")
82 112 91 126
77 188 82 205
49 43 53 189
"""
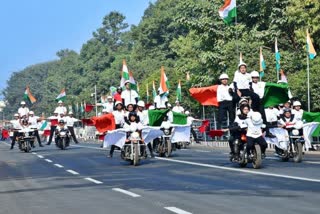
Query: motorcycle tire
61 138 66 150
24 141 30 153
293 142 303 163
165 139 172 158
252 144 262 169
133 143 140 166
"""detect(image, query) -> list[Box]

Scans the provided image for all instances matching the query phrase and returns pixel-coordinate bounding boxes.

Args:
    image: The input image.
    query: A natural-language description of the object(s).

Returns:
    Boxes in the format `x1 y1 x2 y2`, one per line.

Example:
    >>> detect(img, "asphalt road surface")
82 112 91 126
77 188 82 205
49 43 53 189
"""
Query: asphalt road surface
1 140 320 214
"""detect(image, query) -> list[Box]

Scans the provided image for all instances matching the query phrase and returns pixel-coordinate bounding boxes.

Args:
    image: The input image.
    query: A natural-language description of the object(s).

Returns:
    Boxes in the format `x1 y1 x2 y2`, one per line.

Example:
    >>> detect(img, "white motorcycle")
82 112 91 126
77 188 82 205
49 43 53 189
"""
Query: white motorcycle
275 121 304 163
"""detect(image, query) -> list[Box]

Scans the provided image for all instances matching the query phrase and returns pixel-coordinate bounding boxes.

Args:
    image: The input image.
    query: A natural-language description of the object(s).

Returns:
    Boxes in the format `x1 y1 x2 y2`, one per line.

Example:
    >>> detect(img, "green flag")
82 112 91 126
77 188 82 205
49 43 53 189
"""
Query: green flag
172 112 187 125
148 109 169 126
262 83 289 108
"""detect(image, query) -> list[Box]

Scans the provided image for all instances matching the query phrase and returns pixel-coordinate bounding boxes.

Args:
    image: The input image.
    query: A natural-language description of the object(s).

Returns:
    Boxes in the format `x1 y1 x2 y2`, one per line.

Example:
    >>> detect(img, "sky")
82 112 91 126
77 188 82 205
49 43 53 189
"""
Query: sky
0 0 156 98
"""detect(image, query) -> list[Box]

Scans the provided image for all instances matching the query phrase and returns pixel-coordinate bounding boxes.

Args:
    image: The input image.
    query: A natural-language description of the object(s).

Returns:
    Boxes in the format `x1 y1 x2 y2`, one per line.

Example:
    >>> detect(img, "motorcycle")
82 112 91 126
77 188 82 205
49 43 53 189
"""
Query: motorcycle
55 128 70 150
231 133 263 169
275 122 304 163
121 131 147 166
156 122 173 157
17 128 35 153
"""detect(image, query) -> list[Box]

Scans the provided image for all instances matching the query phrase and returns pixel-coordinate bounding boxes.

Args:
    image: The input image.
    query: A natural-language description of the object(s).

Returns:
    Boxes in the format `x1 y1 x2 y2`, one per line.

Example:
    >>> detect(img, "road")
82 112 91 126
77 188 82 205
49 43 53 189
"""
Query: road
1 140 320 214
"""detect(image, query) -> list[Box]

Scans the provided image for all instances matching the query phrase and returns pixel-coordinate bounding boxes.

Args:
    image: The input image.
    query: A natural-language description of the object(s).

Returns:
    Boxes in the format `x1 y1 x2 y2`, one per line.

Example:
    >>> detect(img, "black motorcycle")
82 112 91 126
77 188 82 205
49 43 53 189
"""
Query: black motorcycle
156 123 173 157
55 128 70 150
231 133 263 169
18 128 35 153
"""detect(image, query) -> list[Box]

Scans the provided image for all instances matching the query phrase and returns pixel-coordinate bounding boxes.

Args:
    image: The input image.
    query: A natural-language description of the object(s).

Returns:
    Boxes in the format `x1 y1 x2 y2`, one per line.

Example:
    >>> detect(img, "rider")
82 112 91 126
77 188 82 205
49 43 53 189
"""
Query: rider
10 113 22 149
292 101 303 121
28 111 44 147
19 118 35 148
233 62 260 112
217 73 235 129
223 104 251 158
124 111 154 158
54 120 70 146
245 112 268 158
18 101 29 118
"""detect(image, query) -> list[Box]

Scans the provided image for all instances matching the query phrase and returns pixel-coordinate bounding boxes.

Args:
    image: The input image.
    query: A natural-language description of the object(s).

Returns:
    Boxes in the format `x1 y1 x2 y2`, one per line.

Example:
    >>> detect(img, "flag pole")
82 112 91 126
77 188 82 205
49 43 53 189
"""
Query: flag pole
235 2 239 55
94 85 98 116
307 52 310 112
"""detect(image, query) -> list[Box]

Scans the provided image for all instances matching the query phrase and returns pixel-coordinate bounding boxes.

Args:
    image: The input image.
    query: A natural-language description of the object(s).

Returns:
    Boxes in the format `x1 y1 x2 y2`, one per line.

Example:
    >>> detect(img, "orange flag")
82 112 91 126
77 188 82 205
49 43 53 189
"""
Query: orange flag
91 114 116 133
189 85 219 107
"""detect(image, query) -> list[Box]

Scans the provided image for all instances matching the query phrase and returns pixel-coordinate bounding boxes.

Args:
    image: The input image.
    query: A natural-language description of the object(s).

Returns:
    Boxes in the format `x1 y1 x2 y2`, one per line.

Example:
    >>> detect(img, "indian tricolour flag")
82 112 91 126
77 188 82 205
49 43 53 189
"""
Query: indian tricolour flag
219 0 237 25
259 47 266 78
159 66 169 96
152 81 157 99
120 59 130 87
176 80 182 102
24 86 37 104
55 88 66 102
307 29 317 60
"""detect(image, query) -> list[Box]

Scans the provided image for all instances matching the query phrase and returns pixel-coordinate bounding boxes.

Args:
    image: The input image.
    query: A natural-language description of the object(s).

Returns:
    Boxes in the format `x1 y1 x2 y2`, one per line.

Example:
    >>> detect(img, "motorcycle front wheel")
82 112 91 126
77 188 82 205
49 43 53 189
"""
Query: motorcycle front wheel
165 139 172 158
293 142 303 163
133 143 140 166
252 144 262 169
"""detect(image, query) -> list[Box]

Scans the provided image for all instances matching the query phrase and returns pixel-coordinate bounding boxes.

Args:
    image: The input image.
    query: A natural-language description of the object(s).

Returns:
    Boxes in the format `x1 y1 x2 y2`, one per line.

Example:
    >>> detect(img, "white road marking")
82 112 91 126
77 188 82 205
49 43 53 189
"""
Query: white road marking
194 150 210 153
37 155 44 158
164 207 192 214
112 188 141 198
45 159 53 163
84 177 103 184
66 170 80 175
305 161 320 165
54 164 64 168
32 152 37 155
266 157 279 160
156 157 320 183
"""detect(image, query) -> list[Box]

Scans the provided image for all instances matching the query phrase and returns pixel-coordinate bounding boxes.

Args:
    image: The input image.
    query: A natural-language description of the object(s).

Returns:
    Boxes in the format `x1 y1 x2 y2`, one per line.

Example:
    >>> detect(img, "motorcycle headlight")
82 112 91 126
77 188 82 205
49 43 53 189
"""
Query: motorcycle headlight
60 132 66 136
129 132 141 141
25 132 29 137
292 129 299 136
164 129 170 135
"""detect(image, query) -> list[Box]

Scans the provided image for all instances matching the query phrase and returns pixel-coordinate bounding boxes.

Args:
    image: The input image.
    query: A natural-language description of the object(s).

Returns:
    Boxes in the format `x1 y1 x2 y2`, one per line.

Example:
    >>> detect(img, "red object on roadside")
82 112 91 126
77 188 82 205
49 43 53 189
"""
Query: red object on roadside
50 119 58 126
98 134 106 141
43 130 51 137
208 130 224 137
199 120 210 133
2 129 9 139
82 118 95 126
85 103 94 112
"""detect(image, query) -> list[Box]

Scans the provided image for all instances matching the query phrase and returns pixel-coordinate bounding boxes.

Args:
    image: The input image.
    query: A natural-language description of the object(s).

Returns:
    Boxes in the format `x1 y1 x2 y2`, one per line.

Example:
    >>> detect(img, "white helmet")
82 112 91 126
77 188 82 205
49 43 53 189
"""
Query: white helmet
239 98 248 105
29 111 34 115
185 111 190 115
148 105 155 110
251 112 263 125
107 96 113 100
69 111 73 115
58 100 63 104
54 110 59 114
238 62 247 68
251 71 260 78
20 101 26 105
14 113 19 117
219 73 229 80
102 109 108 113
293 101 301 107
114 101 122 106
167 103 172 108
137 100 145 107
